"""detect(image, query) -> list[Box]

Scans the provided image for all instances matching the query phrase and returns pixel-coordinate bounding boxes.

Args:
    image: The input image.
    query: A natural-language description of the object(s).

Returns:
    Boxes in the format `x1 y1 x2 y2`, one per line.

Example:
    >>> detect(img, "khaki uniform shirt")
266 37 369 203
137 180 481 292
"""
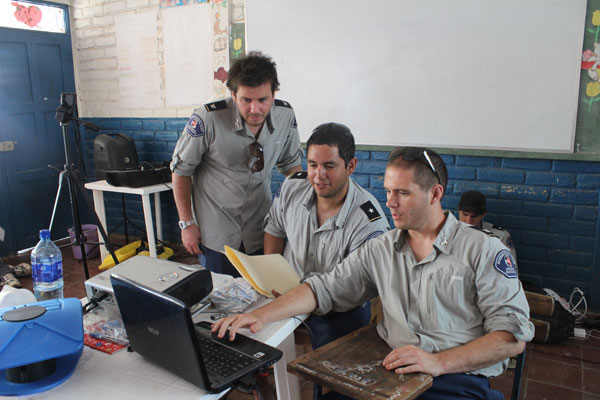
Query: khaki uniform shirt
171 98 303 253
305 212 533 378
264 173 389 276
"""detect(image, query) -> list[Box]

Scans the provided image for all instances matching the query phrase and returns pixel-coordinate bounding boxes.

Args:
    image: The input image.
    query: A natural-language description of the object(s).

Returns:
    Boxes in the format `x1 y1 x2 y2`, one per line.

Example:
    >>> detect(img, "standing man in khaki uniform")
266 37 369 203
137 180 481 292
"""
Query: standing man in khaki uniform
171 51 303 276
213 146 533 399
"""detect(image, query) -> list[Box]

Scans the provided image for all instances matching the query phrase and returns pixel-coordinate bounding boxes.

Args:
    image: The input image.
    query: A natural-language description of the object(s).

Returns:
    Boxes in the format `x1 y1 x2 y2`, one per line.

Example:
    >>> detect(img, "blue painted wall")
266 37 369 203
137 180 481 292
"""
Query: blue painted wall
83 118 600 310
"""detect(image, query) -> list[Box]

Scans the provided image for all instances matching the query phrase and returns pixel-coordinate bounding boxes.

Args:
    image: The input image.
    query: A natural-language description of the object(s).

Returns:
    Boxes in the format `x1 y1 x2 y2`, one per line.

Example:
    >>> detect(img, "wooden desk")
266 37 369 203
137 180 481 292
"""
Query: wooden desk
288 324 432 400
84 180 172 259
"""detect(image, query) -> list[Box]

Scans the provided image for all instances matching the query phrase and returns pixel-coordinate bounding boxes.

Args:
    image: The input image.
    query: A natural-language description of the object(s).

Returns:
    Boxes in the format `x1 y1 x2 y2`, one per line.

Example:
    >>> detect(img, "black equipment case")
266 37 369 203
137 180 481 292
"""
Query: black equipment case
93 133 139 179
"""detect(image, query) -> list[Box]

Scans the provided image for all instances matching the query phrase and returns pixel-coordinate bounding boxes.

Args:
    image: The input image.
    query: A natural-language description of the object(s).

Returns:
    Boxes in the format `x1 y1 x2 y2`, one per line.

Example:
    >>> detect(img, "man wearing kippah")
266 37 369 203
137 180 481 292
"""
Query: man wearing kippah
458 190 517 262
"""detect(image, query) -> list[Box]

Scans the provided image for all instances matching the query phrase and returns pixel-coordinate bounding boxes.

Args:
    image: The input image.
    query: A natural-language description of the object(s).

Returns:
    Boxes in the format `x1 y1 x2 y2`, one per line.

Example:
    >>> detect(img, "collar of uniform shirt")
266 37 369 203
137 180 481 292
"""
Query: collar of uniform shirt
230 98 275 134
392 211 454 255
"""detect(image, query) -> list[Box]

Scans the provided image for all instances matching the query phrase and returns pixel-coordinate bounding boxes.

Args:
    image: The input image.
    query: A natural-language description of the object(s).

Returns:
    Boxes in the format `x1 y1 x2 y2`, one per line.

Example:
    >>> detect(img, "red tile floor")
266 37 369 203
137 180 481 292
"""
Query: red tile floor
2 238 599 399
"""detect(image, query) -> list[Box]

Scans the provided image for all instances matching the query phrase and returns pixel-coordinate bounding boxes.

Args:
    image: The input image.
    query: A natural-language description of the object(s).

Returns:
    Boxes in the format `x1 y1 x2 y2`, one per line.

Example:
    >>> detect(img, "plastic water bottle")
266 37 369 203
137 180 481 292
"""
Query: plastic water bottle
31 229 64 301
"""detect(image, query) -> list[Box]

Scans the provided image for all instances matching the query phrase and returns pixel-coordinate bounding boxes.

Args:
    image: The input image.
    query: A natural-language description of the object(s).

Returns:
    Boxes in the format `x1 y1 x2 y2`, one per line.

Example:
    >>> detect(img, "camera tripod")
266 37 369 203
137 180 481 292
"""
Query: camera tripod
48 93 119 279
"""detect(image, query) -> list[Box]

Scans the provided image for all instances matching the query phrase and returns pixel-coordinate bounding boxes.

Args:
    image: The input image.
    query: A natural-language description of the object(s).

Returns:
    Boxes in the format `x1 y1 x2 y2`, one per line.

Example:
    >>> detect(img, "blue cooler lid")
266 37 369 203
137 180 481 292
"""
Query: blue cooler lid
0 298 84 396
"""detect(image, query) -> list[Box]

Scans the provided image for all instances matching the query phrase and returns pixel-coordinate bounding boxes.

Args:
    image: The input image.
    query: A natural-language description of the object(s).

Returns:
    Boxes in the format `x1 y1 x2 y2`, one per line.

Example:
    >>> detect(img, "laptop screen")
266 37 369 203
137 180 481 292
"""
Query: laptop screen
110 273 282 393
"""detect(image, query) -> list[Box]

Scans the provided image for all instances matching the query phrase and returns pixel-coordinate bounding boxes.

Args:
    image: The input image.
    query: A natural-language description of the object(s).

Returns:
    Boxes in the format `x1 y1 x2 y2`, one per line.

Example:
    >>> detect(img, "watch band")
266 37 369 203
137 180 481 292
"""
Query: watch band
178 219 195 230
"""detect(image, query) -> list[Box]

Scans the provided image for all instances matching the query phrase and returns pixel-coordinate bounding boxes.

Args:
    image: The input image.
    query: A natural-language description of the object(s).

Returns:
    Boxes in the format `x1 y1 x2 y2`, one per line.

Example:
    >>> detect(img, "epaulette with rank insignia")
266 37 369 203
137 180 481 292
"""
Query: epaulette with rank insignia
470 225 499 238
492 224 506 231
360 201 382 222
274 99 293 108
204 100 228 112
290 171 307 179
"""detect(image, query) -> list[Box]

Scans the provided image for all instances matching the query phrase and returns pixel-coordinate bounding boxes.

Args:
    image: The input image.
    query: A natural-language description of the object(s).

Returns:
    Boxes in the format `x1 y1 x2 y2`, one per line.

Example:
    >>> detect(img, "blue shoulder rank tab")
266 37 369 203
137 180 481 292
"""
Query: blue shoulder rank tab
274 99 293 108
470 225 498 238
290 171 307 179
360 201 382 222
493 249 518 279
204 100 227 112
185 113 205 137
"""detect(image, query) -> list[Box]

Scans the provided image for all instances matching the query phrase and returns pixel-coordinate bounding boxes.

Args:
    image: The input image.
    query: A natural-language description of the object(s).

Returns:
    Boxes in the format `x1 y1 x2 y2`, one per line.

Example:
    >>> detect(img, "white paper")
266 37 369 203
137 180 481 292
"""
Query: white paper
115 11 162 108
163 3 214 107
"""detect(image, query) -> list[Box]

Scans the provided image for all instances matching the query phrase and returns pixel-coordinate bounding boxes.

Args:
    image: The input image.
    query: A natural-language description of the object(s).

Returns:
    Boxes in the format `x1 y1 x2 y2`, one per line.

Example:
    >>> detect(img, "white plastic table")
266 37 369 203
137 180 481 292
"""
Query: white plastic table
22 296 306 400
84 180 172 259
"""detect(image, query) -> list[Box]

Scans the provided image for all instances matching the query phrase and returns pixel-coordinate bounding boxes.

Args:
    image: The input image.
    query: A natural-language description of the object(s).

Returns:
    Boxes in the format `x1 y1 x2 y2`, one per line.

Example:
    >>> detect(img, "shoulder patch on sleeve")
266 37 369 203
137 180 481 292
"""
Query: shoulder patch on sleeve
289 171 307 179
274 99 293 108
492 224 506 231
360 201 382 222
204 100 228 112
493 249 518 279
185 113 205 137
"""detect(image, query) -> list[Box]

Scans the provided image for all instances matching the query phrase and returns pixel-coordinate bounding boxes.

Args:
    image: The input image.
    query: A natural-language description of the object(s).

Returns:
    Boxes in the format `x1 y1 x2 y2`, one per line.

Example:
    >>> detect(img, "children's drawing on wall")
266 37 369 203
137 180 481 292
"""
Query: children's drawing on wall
214 12 227 35
581 10 600 112
214 66 227 83
159 0 207 8
211 0 229 99
230 0 246 61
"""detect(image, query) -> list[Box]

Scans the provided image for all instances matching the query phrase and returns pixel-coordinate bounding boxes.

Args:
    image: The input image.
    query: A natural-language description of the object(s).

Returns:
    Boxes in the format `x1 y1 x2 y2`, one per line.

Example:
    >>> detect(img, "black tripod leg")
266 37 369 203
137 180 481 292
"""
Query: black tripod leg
71 173 120 268
63 168 90 279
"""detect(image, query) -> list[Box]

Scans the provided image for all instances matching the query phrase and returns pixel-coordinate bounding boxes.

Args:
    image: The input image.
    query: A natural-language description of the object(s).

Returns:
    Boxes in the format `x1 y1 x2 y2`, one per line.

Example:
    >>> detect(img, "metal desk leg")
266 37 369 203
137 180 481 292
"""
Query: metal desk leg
273 332 300 400
141 194 157 258
92 190 108 261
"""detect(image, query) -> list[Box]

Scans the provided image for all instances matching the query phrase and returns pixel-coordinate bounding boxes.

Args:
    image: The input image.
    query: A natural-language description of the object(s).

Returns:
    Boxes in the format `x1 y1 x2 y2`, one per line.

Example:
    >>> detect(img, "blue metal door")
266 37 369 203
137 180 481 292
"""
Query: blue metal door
0 2 76 256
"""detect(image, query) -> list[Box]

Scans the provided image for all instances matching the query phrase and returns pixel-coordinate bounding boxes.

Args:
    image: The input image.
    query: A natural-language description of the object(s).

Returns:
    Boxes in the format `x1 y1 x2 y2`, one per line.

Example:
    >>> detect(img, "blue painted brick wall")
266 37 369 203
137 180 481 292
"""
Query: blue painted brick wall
82 118 600 302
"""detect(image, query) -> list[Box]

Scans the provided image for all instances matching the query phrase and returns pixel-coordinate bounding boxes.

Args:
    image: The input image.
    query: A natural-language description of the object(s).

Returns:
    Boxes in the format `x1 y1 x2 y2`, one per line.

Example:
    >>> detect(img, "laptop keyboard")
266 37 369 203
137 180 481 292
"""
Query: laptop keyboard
196 334 258 378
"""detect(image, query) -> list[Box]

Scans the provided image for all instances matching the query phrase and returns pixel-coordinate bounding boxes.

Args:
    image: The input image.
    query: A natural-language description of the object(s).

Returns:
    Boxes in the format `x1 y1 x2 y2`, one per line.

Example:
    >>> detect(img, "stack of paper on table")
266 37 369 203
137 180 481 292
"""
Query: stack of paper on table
224 246 301 298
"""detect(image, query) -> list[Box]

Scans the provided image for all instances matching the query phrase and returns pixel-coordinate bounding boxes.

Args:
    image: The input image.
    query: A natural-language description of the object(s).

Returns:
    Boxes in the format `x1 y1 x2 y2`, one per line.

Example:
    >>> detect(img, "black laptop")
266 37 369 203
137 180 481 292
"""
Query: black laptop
110 273 283 393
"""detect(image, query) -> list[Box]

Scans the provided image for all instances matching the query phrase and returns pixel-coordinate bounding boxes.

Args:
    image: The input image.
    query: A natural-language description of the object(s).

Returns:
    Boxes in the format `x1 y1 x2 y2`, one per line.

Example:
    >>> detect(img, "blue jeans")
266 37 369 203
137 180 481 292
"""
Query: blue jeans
306 302 371 349
199 244 263 277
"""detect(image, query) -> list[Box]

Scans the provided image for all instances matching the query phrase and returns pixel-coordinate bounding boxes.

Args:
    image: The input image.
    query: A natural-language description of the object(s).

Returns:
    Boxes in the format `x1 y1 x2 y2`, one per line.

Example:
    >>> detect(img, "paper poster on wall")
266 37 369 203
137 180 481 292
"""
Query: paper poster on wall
163 3 214 107
115 11 162 109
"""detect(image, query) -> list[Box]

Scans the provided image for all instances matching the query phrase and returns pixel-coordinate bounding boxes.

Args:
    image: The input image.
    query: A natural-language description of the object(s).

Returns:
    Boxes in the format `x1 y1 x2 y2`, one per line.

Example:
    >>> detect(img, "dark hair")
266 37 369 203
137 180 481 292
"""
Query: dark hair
387 147 448 195
306 123 355 166
226 51 280 94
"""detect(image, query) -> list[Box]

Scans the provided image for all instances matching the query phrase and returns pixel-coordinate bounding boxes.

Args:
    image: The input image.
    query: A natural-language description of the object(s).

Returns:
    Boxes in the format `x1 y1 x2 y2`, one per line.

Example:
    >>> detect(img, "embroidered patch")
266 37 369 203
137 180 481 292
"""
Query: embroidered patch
204 99 227 112
290 171 307 179
185 114 205 137
360 201 382 222
274 182 283 198
493 249 518 279
352 230 385 253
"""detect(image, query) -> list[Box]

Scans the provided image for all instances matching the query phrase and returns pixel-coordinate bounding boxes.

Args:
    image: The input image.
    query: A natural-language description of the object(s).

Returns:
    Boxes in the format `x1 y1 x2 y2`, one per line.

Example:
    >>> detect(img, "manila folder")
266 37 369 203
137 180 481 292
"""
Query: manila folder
224 246 301 298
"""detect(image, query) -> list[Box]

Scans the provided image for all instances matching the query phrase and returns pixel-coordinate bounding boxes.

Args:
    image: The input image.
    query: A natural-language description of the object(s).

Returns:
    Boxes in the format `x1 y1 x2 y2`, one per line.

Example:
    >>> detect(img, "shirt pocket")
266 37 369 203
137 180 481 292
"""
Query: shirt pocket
423 263 477 331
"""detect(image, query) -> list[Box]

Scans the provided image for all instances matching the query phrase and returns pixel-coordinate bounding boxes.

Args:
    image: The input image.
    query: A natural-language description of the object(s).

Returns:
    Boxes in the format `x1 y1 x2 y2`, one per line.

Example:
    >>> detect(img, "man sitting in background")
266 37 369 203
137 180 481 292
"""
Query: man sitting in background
458 190 517 262
263 122 389 349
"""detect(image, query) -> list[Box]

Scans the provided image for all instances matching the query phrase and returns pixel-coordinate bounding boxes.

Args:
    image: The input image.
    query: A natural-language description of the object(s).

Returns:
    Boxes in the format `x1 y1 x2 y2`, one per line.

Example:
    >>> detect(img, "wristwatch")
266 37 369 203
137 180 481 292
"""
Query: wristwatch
178 219 196 230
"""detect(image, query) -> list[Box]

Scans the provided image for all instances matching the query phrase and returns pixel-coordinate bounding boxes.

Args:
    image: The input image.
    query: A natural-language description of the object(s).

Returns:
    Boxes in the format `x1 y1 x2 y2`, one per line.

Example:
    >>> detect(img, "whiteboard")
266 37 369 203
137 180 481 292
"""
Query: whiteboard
247 0 586 152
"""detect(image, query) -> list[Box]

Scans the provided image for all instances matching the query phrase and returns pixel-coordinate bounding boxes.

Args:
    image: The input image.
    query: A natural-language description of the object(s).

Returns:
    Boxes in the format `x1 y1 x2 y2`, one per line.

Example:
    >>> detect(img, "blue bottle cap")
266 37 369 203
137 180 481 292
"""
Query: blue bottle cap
39 230 50 240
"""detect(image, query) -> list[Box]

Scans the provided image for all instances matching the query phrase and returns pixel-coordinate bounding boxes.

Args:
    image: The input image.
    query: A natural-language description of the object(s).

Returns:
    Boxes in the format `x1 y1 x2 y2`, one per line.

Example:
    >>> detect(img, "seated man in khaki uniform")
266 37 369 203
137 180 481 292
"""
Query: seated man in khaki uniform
214 146 533 400
263 122 389 349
